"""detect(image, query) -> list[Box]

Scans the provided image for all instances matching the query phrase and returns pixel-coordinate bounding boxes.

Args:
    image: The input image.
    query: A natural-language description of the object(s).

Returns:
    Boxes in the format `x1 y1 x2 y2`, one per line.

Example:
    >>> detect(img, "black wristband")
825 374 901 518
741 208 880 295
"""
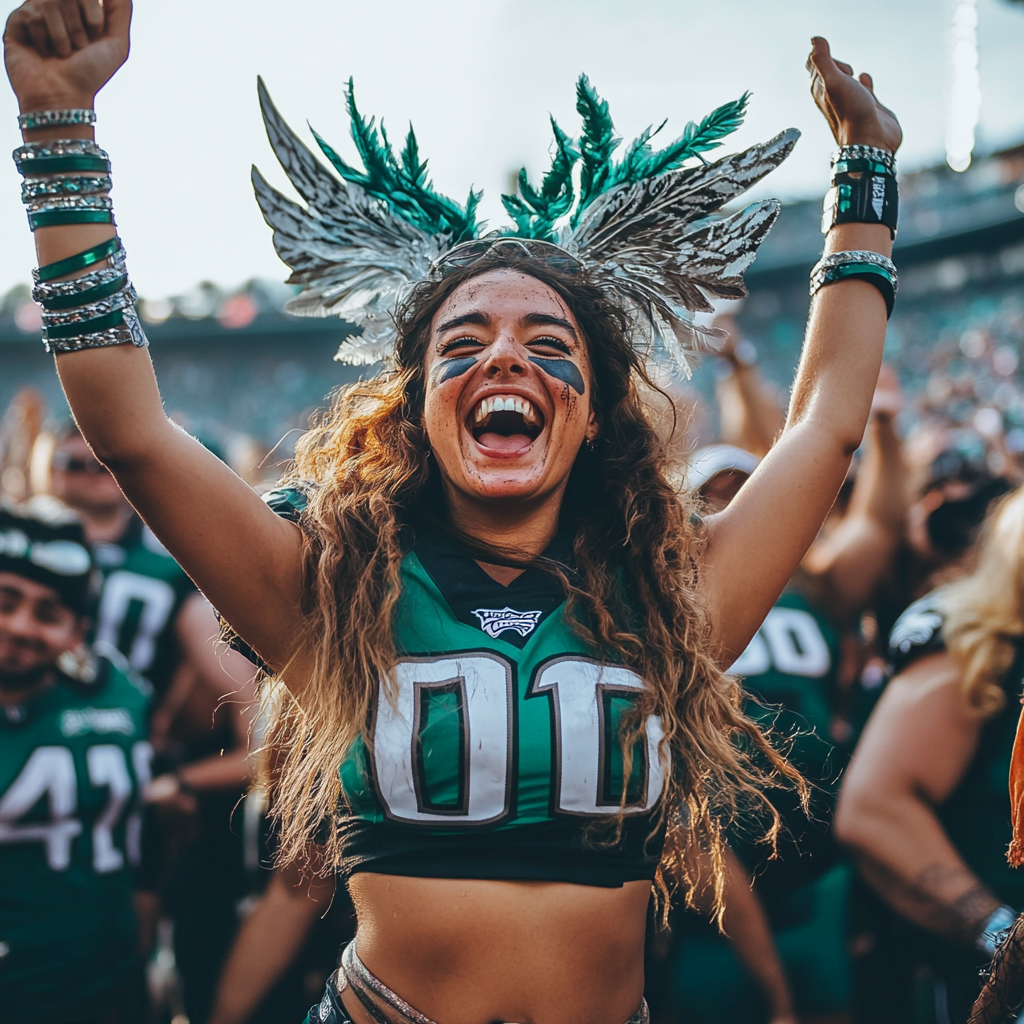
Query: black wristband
822 170 899 238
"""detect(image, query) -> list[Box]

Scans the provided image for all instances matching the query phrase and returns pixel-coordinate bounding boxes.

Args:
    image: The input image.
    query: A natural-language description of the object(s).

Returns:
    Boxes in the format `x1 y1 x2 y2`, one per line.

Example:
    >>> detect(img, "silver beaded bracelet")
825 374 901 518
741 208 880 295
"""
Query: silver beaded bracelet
26 194 113 214
42 284 137 327
831 144 895 174
13 139 111 178
18 109 96 131
810 249 898 292
14 138 108 162
43 306 148 355
32 254 127 305
22 174 112 201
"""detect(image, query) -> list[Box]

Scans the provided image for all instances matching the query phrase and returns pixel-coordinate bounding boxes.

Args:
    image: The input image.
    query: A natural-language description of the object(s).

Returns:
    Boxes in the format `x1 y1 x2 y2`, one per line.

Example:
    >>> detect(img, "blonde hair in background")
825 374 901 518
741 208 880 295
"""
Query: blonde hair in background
939 483 1024 718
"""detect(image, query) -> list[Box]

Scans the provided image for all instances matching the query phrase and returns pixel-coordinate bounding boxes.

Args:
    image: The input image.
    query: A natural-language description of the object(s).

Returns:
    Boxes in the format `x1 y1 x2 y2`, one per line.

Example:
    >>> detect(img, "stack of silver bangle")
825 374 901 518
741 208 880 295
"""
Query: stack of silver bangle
13 112 147 353
831 143 896 174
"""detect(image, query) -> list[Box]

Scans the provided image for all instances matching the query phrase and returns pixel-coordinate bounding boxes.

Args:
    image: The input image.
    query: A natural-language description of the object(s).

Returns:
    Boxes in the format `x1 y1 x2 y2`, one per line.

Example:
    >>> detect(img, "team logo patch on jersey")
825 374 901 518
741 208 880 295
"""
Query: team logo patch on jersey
471 606 543 639
60 707 134 737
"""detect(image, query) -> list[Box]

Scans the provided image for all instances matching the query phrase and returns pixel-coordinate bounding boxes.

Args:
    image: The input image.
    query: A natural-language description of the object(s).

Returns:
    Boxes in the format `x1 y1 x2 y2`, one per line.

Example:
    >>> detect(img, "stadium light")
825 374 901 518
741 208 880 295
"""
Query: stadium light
946 0 981 172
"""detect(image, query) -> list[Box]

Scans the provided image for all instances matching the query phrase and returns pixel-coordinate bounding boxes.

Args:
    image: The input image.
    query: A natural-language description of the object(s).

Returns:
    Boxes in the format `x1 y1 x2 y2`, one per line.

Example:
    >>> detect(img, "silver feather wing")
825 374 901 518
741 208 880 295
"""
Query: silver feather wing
564 130 799 375
252 78 445 364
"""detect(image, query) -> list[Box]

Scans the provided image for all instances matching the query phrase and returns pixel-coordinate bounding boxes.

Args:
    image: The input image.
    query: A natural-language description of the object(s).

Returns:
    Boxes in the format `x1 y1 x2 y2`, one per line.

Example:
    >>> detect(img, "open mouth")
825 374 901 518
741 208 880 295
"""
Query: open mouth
469 394 544 454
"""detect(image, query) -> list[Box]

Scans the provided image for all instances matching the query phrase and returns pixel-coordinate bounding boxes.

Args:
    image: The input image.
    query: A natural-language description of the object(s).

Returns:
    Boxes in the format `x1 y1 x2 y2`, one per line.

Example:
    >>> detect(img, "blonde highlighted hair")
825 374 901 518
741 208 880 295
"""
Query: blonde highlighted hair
939 483 1024 718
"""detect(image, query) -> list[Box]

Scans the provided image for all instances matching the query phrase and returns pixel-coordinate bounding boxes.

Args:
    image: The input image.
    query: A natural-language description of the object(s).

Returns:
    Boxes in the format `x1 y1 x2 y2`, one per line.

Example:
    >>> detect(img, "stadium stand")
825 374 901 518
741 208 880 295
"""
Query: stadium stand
2 145 1023 450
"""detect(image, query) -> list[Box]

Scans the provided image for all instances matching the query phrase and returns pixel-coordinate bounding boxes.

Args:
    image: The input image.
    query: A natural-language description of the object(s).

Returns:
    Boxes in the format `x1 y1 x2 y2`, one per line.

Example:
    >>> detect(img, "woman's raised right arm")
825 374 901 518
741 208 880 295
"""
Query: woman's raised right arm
4 0 305 671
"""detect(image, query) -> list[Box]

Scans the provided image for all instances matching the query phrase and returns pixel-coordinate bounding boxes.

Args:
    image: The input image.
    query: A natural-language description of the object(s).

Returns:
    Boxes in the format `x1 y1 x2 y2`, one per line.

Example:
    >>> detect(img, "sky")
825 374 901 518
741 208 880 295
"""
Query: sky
1 0 1023 301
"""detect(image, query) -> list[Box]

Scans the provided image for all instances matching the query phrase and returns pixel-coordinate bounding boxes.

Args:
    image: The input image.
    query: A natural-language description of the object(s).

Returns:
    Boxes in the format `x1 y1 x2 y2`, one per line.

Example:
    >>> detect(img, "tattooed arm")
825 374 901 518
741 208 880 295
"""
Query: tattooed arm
835 651 1001 943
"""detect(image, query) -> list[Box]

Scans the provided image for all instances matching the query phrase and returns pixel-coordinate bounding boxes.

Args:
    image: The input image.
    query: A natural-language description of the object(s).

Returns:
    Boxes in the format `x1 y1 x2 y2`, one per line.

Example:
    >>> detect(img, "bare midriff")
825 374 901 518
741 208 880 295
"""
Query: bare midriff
344 873 652 1024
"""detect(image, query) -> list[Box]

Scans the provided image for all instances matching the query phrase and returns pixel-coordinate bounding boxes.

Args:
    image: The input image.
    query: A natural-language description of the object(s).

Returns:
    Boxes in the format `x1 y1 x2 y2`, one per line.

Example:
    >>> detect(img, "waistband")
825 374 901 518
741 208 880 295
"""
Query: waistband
304 942 650 1024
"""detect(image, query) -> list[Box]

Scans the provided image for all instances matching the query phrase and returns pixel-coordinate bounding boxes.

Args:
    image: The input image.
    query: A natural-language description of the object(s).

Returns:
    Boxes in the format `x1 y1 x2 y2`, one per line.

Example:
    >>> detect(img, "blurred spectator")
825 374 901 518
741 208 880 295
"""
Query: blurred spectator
206 855 356 1024
48 423 259 1024
0 502 150 1023
837 484 1024 1023
712 313 786 457
0 388 44 503
654 365 907 1024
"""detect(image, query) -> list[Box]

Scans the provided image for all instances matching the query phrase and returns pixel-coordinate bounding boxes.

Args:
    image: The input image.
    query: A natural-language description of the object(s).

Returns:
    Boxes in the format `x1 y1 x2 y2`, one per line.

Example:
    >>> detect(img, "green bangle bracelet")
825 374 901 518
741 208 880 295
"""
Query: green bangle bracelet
824 263 896 318
39 274 128 311
43 307 126 341
29 208 114 230
825 261 895 284
35 237 123 283
15 155 111 175
831 158 894 177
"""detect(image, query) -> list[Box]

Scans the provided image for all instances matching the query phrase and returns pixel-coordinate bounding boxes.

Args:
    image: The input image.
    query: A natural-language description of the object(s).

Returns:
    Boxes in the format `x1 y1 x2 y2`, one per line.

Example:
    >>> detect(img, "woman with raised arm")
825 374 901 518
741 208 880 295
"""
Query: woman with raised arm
4 3 901 1022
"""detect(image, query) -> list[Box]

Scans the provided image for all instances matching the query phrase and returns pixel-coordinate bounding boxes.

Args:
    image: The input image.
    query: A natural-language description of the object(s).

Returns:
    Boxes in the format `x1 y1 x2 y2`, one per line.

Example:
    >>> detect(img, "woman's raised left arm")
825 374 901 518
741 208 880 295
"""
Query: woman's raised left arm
702 37 902 661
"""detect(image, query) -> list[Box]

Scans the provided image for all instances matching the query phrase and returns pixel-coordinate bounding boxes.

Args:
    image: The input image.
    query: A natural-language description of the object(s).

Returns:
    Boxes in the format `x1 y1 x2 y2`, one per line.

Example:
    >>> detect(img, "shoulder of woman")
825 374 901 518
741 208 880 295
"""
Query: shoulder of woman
887 590 947 674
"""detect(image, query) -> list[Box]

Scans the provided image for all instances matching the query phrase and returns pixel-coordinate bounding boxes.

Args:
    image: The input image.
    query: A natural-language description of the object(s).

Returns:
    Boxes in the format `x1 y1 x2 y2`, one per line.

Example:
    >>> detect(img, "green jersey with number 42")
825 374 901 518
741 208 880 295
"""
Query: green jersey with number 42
0 647 151 1014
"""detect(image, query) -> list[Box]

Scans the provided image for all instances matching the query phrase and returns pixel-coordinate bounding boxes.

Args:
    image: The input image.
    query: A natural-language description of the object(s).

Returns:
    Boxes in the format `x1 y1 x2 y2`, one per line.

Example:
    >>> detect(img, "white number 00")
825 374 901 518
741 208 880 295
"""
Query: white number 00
372 654 665 825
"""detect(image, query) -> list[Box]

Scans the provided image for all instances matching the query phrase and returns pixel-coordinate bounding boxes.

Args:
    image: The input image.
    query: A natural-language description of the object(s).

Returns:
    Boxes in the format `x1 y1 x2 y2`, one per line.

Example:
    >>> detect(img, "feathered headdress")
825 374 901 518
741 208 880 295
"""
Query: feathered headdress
252 76 798 372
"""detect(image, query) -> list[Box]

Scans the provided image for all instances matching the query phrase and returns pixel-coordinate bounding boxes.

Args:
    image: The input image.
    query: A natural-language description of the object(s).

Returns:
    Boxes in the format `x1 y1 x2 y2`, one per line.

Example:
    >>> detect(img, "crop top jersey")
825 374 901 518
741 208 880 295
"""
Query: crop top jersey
263 488 668 887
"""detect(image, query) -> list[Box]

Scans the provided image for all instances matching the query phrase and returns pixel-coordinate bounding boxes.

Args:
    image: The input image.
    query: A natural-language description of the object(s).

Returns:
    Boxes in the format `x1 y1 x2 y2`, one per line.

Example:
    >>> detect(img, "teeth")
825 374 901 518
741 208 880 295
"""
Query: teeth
472 395 541 429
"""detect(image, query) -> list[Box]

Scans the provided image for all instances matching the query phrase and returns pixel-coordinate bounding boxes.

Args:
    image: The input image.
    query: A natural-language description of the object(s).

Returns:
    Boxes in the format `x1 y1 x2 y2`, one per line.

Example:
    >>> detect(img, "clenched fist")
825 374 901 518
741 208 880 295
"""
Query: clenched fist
4 0 132 113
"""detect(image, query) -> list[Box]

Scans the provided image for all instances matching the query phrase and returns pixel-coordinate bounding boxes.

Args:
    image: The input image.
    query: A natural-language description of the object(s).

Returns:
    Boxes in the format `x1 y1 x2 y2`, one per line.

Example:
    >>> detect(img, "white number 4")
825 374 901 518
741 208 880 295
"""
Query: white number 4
0 742 149 872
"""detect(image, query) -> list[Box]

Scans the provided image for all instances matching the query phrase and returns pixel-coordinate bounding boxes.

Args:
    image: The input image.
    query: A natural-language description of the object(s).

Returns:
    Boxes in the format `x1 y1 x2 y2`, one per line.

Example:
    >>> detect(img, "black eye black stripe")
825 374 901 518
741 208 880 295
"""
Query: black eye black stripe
529 358 585 395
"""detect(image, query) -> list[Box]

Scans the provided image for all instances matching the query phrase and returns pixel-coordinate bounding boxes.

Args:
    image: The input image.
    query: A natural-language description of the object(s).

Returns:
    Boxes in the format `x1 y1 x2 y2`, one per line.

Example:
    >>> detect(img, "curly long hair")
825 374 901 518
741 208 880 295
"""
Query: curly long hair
940 482 1024 718
263 249 802 917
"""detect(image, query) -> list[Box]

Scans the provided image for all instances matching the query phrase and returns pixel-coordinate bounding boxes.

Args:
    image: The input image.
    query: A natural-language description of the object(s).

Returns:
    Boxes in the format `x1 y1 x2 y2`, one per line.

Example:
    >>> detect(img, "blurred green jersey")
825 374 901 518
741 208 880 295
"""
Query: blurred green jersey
0 648 151 1017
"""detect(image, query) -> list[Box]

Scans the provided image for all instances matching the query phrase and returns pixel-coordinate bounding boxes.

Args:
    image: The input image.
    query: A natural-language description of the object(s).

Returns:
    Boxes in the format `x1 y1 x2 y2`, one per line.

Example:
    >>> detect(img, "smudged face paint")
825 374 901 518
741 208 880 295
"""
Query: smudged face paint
421 269 599 512
439 356 478 382
528 357 586 396
429 355 479 388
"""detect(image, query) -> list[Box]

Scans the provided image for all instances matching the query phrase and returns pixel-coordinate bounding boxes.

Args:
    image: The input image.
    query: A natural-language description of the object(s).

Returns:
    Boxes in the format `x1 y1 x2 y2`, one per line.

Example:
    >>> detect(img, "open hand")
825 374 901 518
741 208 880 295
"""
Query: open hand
4 0 131 112
807 36 902 153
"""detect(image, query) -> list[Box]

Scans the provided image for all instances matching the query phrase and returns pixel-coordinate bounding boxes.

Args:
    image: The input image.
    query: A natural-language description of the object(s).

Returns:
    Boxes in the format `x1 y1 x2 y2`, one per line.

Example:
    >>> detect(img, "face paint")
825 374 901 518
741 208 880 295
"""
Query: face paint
529 357 586 396
432 356 478 386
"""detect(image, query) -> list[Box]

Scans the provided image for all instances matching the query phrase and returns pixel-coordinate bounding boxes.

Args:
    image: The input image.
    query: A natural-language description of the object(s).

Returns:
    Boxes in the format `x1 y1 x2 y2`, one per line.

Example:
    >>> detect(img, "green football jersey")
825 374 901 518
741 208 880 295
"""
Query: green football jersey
0 648 151 1014
726 586 841 895
728 587 839 754
91 516 195 697
332 527 667 886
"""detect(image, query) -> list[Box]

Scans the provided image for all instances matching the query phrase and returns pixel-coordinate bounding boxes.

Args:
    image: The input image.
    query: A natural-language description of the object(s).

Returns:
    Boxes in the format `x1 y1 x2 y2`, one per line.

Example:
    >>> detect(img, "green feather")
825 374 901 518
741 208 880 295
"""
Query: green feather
502 117 579 240
569 85 751 224
311 78 479 242
574 75 620 217
297 74 749 245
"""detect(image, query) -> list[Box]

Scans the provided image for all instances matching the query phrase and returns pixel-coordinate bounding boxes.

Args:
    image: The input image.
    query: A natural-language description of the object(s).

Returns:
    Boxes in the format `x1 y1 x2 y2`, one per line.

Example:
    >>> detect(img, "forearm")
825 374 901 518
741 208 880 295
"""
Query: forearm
721 849 794 1019
208 870 333 1024
177 748 252 791
802 414 906 617
716 364 785 457
15 108 171 463
701 224 895 658
853 412 906 530
787 222 892 453
841 796 998 943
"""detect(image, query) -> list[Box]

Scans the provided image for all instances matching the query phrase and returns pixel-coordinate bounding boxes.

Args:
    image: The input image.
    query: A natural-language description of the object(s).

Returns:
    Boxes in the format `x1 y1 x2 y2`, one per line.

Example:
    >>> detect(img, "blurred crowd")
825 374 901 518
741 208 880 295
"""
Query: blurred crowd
3 291 1024 1024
